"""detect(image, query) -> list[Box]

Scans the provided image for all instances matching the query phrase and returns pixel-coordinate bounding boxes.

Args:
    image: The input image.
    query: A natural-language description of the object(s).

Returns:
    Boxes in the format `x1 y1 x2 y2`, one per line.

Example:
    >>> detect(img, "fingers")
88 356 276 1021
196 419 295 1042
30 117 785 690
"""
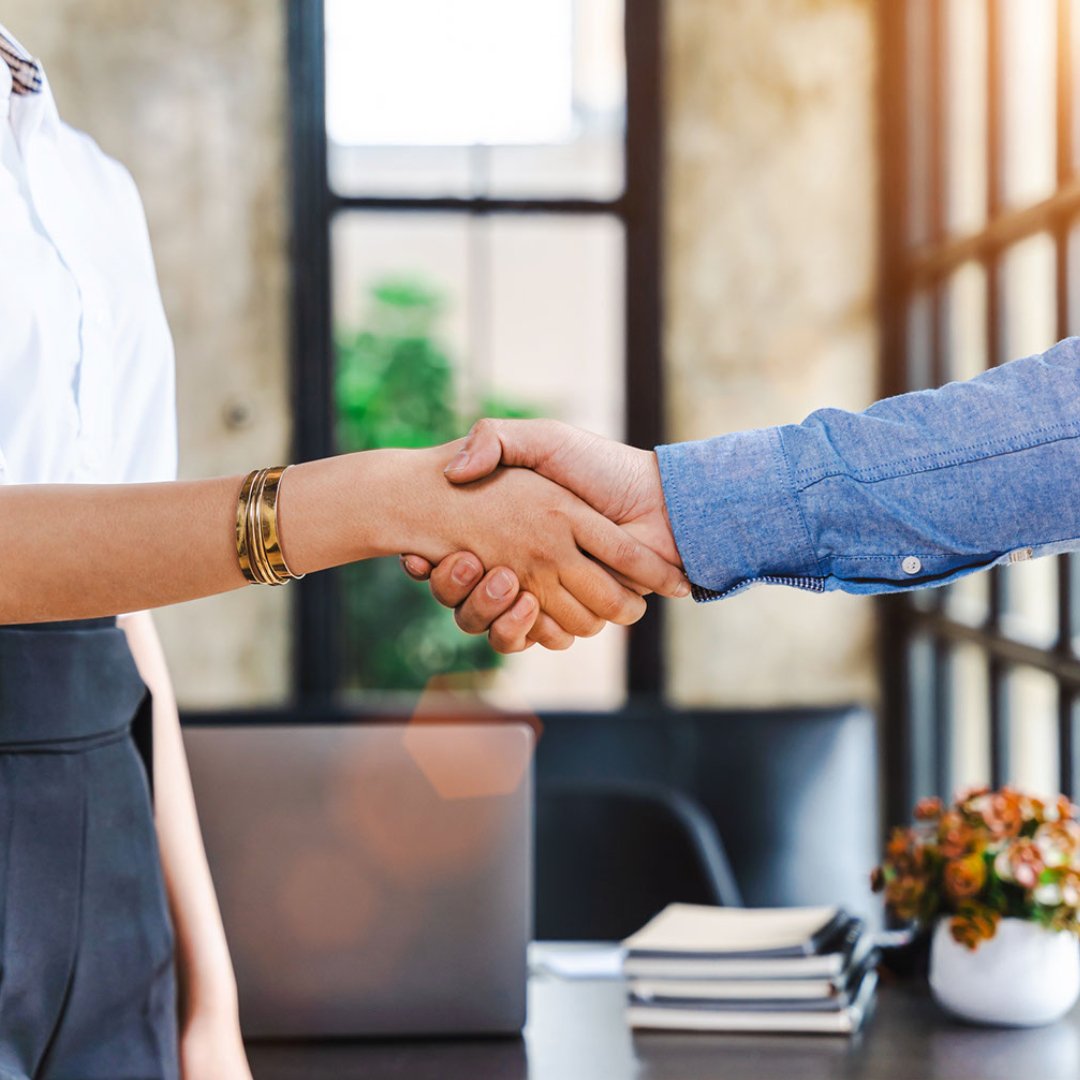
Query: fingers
416 552 607 652
559 556 649 627
400 554 435 581
541 587 606 639
573 512 690 601
486 593 541 654
453 568 521 634
425 552 486 607
526 612 575 651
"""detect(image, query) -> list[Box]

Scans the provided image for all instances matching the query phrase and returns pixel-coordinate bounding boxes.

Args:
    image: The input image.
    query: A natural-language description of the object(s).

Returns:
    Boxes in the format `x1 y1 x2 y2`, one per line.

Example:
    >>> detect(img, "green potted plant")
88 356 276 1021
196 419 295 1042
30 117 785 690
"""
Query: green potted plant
334 277 536 693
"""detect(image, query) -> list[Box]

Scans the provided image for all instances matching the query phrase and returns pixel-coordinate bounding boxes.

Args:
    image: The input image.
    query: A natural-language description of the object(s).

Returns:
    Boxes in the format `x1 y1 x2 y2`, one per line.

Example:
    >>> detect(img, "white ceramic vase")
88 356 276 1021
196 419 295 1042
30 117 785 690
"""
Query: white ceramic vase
929 917 1080 1027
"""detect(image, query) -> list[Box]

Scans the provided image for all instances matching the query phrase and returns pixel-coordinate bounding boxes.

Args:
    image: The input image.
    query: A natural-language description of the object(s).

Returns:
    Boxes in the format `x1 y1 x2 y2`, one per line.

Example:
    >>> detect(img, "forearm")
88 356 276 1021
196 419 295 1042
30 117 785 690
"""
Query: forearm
120 612 237 1020
0 447 445 623
657 336 1080 599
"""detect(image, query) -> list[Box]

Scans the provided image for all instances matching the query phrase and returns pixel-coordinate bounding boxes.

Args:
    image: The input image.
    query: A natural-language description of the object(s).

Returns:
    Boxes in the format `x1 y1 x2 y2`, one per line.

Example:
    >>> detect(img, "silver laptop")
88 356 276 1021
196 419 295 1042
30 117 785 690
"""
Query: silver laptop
182 720 534 1038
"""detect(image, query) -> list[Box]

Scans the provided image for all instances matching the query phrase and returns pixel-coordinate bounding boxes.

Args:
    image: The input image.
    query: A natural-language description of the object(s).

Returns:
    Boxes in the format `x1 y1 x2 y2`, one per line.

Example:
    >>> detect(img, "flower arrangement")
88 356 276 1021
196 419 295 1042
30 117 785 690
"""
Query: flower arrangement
872 787 1080 949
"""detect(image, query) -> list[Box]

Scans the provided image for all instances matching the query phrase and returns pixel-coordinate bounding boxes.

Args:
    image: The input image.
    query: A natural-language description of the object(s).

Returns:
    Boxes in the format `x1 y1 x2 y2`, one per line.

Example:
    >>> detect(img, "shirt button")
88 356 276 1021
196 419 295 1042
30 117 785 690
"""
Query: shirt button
902 556 922 575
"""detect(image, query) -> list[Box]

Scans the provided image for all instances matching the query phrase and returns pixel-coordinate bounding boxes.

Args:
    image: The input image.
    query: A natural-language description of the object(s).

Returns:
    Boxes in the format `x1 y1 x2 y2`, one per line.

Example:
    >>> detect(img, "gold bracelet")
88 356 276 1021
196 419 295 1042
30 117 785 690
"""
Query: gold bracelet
236 467 304 586
258 465 304 582
248 468 278 585
236 469 260 584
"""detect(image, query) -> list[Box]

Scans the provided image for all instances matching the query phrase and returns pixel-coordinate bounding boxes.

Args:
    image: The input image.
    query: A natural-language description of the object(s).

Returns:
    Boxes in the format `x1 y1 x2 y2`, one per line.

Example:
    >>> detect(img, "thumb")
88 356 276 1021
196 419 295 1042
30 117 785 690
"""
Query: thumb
443 418 569 484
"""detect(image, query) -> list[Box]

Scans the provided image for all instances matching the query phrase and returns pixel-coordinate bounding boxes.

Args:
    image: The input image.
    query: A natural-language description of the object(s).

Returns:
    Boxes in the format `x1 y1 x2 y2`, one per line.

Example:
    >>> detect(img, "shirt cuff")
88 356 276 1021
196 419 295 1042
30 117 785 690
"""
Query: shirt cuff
655 428 824 601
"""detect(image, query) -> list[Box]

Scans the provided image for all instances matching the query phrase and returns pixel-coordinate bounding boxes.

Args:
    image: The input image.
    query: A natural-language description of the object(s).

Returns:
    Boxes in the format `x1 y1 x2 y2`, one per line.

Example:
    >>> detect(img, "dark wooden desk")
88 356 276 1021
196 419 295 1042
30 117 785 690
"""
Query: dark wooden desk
246 946 1080 1080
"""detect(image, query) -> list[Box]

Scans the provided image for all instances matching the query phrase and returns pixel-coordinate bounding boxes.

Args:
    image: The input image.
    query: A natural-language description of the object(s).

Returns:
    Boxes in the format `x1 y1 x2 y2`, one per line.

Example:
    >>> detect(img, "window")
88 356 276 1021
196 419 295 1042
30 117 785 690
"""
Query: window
287 0 664 709
880 0 1080 823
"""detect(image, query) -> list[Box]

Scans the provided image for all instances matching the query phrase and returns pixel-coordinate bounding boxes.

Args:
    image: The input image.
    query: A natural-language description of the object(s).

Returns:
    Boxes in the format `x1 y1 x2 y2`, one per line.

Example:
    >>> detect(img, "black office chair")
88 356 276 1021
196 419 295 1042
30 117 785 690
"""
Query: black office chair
535 779 742 941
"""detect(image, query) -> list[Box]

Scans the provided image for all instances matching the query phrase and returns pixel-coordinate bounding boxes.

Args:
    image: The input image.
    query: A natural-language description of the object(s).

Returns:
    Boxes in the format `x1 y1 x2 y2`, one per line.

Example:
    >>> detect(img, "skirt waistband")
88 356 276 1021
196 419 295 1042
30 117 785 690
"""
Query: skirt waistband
0 616 118 633
0 621 147 748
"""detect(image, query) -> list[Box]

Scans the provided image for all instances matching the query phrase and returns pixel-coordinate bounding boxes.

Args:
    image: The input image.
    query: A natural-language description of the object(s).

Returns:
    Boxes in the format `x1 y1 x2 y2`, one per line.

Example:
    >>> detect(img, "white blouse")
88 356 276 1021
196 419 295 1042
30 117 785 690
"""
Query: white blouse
0 23 176 492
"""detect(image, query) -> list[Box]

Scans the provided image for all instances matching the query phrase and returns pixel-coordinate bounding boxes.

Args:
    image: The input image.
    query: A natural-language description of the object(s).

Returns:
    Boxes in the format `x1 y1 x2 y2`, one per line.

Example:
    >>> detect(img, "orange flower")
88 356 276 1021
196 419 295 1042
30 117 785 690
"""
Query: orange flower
943 854 987 901
1035 821 1080 867
884 874 926 921
995 837 1045 890
886 827 915 861
979 789 1024 838
914 797 944 821
950 905 1001 950
955 785 991 806
938 810 975 859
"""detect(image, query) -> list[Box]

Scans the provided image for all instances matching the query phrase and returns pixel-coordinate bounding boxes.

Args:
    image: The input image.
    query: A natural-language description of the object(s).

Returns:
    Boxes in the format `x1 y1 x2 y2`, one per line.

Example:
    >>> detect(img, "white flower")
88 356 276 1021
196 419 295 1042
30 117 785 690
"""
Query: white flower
1035 883 1063 906
994 848 1014 882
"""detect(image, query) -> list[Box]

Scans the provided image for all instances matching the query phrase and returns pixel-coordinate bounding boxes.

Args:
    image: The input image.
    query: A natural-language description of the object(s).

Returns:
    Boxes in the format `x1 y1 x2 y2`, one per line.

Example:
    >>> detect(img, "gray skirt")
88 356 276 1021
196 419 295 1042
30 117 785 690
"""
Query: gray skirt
0 618 178 1080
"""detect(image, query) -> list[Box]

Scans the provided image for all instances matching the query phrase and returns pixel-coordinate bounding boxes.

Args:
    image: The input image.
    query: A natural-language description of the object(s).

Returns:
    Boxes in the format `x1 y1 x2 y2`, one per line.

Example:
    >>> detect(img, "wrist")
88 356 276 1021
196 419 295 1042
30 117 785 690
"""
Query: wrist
354 445 456 559
279 445 454 572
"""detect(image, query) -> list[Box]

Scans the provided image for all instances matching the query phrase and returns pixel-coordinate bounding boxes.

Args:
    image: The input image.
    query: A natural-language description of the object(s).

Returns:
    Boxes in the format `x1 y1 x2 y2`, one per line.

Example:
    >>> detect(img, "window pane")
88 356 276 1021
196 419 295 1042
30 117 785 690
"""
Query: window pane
1069 554 1080 655
939 260 990 639
1000 557 1058 648
1070 696 1080 798
1068 220 1080 334
1006 666 1059 797
906 290 934 391
949 643 991 795
906 0 934 247
996 236 1058 650
942 260 987 382
944 0 988 235
325 0 625 199
944 571 990 626
331 212 626 708
998 0 1057 209
1073 0 1080 174
907 635 938 799
999 232 1056 363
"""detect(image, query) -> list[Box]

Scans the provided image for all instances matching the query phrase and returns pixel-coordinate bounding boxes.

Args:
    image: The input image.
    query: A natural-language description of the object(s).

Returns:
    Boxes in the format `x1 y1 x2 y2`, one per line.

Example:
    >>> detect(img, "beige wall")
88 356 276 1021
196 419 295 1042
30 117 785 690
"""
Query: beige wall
663 0 880 707
5 0 880 710
5 0 293 707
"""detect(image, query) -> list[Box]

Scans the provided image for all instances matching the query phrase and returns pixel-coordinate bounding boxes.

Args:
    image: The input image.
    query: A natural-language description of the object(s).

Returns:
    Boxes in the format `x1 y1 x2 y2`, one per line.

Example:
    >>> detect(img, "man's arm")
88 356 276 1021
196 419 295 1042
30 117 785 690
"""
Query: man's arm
409 336 1080 640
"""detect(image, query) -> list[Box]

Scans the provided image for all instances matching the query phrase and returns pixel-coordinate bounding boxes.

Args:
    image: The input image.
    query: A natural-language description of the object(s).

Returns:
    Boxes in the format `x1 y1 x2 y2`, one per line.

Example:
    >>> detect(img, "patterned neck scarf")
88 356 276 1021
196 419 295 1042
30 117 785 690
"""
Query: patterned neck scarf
0 32 41 95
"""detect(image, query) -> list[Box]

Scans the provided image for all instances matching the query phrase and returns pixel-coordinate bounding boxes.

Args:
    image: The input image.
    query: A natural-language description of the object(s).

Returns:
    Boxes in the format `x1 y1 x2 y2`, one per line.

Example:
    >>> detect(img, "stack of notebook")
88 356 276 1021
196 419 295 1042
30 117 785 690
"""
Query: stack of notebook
623 903 877 1034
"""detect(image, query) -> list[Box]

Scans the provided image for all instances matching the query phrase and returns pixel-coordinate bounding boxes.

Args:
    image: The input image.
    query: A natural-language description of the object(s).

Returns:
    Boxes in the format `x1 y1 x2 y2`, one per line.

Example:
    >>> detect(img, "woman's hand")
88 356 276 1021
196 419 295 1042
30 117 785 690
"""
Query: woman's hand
180 1007 252 1080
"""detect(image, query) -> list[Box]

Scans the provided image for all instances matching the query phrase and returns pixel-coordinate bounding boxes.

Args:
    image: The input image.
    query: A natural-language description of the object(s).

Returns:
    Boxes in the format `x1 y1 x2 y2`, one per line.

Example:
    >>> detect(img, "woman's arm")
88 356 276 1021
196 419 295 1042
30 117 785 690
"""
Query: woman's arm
120 611 251 1078
0 442 689 627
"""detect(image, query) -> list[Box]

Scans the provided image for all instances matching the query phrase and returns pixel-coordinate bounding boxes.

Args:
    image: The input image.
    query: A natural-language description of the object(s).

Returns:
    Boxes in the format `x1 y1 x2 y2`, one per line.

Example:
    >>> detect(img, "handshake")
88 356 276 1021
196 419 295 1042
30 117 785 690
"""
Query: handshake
397 418 689 654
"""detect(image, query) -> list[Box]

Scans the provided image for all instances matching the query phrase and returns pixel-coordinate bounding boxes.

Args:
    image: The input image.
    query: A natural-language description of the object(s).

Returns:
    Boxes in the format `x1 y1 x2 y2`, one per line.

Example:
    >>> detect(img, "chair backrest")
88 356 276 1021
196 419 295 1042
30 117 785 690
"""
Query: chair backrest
533 707 879 921
535 779 742 941
686 708 879 914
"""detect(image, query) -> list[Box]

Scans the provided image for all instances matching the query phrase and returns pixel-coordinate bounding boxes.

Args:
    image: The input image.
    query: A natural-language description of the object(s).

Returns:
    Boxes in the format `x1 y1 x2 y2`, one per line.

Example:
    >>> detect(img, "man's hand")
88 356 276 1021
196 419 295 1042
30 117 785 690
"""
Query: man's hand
401 419 685 653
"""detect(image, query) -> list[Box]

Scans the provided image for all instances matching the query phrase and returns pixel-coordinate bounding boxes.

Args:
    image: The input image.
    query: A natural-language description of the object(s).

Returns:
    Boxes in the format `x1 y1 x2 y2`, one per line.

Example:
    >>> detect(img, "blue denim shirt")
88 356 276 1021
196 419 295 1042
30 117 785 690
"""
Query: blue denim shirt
655 336 1080 601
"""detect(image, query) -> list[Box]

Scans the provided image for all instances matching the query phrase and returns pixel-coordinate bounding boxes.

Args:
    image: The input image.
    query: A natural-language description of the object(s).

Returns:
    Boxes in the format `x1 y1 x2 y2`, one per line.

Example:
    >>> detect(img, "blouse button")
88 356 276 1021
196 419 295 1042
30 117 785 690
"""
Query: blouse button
902 556 922 575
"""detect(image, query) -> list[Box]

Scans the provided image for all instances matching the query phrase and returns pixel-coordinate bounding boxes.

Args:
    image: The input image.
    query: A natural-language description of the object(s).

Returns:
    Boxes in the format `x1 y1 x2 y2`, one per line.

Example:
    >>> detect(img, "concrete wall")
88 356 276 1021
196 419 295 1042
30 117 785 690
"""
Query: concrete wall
4 0 880 710
5 1 293 706
663 0 879 707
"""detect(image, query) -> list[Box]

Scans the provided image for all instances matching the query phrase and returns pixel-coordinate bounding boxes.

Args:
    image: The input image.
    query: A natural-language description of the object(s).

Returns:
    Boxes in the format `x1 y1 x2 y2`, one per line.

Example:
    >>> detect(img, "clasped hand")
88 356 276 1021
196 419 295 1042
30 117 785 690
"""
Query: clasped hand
402 420 687 653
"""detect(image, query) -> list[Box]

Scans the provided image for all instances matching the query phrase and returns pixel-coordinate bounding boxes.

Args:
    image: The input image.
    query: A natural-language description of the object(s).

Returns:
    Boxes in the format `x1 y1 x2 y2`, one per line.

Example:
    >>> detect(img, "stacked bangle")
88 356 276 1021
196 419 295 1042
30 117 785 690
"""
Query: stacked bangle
236 466 305 585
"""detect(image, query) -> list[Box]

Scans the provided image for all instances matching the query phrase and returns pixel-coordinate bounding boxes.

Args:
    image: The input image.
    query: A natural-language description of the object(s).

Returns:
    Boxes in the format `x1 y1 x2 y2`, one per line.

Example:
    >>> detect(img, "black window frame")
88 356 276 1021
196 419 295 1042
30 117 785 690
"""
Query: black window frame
285 0 666 709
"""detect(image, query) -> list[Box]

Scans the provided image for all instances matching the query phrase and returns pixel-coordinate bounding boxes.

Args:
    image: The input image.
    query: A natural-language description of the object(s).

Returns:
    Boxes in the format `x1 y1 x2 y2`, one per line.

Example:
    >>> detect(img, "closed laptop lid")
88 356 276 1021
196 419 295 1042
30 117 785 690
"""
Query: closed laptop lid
183 720 534 1038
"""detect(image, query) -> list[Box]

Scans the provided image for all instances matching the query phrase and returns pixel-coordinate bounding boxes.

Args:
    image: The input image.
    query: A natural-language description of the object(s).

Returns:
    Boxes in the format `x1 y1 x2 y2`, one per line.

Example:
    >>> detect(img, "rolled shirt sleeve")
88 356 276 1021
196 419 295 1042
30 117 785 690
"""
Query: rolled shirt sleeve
657 336 1080 601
